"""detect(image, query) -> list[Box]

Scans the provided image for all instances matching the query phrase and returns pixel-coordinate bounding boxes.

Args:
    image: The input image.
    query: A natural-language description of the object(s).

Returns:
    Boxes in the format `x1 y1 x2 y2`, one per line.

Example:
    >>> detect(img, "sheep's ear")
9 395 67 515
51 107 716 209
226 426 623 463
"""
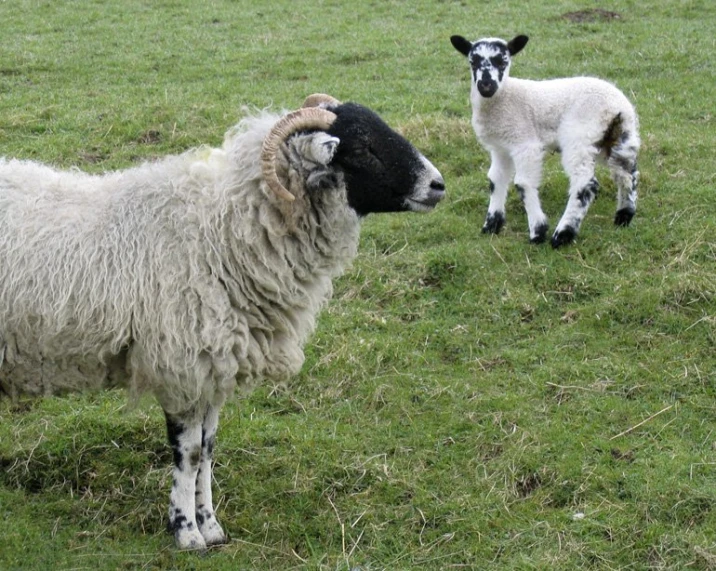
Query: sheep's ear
507 35 529 56
303 133 342 192
450 35 473 57
308 133 340 166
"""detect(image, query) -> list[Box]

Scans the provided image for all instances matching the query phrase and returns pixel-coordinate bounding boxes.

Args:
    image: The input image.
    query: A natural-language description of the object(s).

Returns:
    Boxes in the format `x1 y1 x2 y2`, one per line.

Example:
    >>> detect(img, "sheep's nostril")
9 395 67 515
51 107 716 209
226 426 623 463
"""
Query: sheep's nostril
426 177 446 206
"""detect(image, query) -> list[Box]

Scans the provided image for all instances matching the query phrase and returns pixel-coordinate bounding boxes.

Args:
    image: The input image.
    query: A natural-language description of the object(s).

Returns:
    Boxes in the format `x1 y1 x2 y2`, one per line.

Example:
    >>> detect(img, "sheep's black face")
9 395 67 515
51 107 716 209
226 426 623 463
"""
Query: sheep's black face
451 34 528 99
326 103 445 216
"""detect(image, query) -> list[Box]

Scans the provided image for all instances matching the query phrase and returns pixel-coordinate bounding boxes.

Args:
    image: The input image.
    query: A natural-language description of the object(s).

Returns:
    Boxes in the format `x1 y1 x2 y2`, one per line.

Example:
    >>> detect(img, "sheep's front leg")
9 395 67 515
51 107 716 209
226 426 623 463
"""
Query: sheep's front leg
552 148 598 248
195 404 228 545
513 147 549 243
165 412 206 550
482 150 514 235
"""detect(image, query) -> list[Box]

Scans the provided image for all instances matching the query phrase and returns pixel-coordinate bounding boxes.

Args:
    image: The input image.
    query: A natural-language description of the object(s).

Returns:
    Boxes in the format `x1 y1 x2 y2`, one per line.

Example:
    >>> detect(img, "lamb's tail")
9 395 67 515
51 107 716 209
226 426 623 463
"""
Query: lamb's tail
599 112 624 156
606 114 639 174
600 111 640 159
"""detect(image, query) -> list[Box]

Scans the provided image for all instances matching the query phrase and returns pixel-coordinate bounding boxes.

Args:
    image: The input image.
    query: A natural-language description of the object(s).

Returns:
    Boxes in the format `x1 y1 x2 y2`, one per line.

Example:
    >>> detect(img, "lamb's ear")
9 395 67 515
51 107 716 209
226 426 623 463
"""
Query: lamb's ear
450 35 473 57
507 35 529 56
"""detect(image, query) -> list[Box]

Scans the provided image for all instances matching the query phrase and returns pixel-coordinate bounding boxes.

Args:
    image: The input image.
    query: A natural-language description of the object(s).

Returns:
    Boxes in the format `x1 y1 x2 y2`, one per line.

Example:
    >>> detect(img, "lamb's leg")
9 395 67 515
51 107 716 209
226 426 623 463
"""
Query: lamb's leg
165 411 206 550
552 147 598 248
513 147 549 243
608 137 639 226
195 404 228 545
482 150 514 235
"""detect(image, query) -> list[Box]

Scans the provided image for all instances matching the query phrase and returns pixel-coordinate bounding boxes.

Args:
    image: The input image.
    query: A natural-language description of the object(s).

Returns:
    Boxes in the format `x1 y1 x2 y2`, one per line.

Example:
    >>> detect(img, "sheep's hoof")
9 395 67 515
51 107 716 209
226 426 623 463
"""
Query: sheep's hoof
175 528 207 551
529 222 549 244
199 518 229 546
614 208 635 227
482 211 505 234
551 227 577 249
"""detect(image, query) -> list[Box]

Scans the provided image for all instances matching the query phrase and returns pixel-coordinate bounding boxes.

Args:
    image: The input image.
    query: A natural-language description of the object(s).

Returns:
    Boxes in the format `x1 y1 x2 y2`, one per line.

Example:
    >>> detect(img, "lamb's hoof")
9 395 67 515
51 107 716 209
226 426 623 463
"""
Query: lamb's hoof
551 227 577 249
529 222 549 244
199 518 228 546
482 211 505 234
614 208 635 227
174 528 207 551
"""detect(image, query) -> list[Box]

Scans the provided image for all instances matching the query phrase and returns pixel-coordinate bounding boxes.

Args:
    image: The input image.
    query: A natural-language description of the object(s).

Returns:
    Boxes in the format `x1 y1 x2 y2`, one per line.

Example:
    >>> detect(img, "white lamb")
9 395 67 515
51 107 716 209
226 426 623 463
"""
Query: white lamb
0 94 445 549
451 34 640 247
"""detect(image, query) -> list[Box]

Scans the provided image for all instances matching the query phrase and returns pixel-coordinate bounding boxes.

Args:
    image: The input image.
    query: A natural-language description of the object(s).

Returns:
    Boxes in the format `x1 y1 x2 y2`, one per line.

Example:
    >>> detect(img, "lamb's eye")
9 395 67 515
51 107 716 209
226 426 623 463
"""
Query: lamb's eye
491 55 506 67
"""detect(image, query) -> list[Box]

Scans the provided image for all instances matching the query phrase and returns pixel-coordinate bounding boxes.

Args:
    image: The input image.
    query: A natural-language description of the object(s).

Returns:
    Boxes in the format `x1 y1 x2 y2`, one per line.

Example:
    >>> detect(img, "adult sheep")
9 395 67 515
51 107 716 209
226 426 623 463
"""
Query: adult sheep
0 94 445 549
450 34 640 247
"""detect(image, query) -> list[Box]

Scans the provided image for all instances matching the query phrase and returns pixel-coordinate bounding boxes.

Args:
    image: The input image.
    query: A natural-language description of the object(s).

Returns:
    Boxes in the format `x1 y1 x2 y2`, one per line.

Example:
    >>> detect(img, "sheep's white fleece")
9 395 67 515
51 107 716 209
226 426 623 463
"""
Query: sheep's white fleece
471 76 639 153
0 111 360 415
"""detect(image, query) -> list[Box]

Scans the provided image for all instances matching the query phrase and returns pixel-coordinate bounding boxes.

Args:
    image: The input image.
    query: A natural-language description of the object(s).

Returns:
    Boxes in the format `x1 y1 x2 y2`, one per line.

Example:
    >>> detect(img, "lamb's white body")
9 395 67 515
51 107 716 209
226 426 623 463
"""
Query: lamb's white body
452 34 640 247
0 99 445 549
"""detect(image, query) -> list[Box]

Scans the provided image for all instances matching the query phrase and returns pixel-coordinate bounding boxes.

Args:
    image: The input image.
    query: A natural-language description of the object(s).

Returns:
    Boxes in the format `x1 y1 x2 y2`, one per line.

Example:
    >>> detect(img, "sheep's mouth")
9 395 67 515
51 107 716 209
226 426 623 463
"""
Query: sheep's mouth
405 198 438 212
405 187 446 212
477 81 498 98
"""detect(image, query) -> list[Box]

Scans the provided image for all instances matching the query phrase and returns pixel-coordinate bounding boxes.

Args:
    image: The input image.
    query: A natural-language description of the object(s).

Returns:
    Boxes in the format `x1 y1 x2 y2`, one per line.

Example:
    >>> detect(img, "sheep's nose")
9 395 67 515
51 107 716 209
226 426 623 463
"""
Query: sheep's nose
427 176 446 205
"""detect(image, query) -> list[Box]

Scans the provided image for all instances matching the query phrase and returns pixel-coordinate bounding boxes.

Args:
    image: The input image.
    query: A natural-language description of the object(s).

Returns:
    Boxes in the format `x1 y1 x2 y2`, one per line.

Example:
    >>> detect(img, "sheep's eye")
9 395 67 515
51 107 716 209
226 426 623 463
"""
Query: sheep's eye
491 55 506 68
471 55 484 67
343 146 381 168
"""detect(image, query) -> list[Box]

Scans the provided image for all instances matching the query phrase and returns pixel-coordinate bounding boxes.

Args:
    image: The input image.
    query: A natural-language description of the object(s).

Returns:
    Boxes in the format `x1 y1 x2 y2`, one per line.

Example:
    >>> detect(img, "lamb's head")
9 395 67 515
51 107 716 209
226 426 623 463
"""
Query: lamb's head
450 34 528 98
262 94 445 216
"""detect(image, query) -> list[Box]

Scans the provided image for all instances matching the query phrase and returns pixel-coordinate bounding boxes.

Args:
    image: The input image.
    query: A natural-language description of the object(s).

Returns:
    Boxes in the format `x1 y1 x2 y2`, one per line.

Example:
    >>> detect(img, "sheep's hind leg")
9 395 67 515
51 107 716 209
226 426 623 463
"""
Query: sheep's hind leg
552 148 598 248
482 151 514 235
165 411 206 550
552 178 599 248
195 404 228 546
609 139 639 227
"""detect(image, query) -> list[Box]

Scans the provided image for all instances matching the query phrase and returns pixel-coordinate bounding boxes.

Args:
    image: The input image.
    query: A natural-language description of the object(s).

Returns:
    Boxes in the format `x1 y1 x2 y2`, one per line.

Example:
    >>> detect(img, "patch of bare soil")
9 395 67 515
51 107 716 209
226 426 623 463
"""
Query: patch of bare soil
561 9 622 22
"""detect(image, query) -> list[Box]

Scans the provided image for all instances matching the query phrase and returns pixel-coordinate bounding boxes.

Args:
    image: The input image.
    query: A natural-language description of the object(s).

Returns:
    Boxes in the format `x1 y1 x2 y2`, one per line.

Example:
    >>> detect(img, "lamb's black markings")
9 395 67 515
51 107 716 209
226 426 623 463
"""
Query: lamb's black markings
613 156 634 172
483 211 505 234
577 178 600 207
551 226 577 249
449 35 528 97
531 222 549 244
615 208 635 226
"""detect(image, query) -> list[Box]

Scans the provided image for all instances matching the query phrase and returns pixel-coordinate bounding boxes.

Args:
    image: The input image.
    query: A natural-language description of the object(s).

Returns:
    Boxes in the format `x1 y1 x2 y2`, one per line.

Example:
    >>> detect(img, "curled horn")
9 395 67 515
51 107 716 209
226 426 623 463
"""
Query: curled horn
302 93 341 109
260 94 341 201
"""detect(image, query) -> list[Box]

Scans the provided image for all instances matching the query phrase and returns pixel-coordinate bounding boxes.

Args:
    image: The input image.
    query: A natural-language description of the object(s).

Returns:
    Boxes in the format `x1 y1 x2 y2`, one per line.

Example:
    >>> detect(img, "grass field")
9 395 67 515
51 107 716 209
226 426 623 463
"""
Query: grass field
1 0 715 569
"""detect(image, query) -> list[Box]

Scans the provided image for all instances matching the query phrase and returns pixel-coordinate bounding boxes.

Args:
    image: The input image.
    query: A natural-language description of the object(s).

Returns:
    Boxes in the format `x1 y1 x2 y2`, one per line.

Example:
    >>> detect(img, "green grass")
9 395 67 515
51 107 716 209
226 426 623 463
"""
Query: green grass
1 0 715 569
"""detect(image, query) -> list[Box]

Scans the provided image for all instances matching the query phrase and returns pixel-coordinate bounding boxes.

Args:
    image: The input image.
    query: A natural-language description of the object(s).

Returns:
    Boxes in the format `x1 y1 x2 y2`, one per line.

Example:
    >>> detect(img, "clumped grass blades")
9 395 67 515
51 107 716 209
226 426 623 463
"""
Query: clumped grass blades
1 0 715 569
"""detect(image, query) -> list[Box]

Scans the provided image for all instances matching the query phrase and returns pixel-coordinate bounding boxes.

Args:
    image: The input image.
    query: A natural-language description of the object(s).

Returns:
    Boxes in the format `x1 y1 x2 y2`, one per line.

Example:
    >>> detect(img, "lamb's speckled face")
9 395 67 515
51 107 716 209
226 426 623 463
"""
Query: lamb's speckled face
450 34 529 99
468 40 511 98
